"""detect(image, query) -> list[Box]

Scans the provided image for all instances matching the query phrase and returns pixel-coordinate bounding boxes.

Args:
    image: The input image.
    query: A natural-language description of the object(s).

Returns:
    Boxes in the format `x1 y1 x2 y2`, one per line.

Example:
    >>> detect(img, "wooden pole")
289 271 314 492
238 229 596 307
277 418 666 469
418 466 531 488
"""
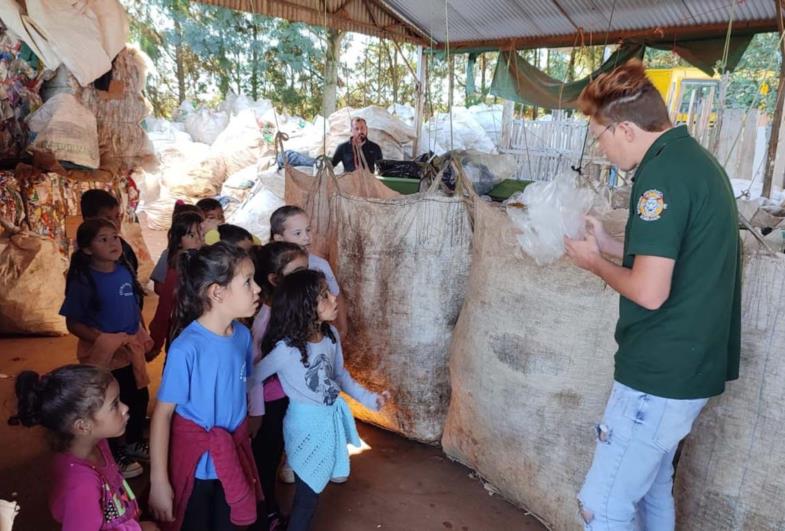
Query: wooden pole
413 46 427 157
763 0 785 198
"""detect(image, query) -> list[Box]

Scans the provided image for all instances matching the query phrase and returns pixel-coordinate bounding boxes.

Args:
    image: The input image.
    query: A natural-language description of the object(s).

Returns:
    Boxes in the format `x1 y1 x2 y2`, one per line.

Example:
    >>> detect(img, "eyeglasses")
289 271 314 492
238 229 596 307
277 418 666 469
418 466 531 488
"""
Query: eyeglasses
586 122 616 152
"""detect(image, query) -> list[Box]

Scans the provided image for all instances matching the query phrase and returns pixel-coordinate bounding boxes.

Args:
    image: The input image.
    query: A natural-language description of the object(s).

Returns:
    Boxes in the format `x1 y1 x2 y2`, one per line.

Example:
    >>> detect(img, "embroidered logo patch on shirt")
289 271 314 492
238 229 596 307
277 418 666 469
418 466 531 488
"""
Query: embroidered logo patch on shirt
637 190 667 221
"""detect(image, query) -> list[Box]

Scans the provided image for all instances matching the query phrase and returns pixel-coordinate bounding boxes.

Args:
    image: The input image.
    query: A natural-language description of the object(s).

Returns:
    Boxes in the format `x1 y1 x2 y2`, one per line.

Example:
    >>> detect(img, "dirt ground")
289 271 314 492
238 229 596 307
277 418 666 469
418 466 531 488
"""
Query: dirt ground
0 227 546 531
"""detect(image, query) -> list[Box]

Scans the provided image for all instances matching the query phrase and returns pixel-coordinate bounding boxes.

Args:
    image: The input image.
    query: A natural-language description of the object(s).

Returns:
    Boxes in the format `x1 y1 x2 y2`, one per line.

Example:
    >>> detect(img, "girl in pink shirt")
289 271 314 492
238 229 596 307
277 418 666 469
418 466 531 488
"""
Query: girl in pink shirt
248 241 308 531
14 364 158 531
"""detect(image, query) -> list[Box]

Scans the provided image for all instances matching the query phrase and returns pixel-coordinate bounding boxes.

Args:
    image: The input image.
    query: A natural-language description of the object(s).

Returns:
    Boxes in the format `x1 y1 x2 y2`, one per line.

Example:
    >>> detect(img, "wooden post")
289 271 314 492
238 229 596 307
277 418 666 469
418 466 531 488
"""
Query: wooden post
413 46 427 157
763 0 785 198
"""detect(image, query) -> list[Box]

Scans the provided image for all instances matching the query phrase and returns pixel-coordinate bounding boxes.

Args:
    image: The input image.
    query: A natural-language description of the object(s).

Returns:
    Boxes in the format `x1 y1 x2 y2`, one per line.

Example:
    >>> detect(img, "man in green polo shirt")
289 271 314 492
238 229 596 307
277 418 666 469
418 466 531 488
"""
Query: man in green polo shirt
564 60 740 531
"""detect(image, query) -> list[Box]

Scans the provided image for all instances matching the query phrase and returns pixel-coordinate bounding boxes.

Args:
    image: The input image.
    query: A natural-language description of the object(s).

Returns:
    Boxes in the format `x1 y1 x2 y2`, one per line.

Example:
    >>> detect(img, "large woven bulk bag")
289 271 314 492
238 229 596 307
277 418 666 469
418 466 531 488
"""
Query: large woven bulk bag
0 226 68 335
441 199 618 529
335 179 473 443
674 251 785 531
284 163 398 261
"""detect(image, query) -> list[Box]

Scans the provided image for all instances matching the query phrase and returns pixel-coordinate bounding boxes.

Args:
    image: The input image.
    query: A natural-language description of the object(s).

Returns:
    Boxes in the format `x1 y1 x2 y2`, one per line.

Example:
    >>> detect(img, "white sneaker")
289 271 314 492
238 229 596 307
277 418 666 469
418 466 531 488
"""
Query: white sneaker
278 462 295 484
116 455 144 479
330 476 348 484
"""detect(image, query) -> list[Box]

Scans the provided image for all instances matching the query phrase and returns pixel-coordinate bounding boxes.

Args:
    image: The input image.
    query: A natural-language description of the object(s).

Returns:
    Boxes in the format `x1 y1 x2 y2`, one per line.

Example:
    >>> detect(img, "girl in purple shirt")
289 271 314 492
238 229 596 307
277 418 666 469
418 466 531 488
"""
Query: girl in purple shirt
13 364 157 531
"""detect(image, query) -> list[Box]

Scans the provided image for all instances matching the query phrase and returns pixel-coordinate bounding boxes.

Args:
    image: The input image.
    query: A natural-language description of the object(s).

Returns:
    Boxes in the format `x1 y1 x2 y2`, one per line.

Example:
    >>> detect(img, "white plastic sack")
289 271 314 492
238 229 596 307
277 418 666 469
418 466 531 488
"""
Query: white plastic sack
468 103 503 145
387 103 416 125
173 100 195 122
26 93 100 168
227 184 284 242
222 164 258 192
185 108 229 145
159 140 226 198
421 107 498 155
505 173 594 265
211 109 274 176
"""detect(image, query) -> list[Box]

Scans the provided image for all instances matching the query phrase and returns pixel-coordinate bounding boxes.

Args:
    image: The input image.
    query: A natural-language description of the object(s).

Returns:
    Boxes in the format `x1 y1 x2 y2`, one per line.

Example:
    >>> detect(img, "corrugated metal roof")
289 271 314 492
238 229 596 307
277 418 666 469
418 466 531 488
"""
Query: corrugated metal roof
197 0 429 44
195 0 779 47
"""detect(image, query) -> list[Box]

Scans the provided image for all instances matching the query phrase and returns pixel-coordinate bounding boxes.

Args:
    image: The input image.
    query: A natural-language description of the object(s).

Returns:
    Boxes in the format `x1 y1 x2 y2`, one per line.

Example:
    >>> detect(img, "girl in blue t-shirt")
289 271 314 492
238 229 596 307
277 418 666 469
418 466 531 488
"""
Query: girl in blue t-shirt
253 269 389 531
149 243 262 531
59 218 150 480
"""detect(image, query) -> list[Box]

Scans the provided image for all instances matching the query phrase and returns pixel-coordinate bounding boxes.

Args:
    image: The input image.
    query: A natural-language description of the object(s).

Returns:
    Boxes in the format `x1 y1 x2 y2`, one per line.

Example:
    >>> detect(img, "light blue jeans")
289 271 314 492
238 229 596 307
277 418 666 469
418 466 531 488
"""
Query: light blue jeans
577 381 708 531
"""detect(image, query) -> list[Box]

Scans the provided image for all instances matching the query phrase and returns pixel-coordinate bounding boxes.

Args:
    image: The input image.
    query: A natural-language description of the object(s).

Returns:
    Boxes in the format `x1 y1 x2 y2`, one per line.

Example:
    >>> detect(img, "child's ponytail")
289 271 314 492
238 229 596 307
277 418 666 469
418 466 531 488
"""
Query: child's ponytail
13 365 113 451
171 242 248 340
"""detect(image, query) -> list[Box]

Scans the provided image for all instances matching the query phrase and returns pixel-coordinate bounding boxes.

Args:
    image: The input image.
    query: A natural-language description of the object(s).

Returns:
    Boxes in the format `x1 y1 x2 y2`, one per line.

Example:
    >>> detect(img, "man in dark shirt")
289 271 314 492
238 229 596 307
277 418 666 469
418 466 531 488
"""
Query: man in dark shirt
331 117 383 173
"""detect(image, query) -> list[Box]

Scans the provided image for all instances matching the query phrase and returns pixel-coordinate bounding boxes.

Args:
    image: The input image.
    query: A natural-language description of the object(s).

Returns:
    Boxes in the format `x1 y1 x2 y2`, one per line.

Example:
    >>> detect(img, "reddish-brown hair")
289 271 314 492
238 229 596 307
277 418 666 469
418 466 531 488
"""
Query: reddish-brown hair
578 59 671 132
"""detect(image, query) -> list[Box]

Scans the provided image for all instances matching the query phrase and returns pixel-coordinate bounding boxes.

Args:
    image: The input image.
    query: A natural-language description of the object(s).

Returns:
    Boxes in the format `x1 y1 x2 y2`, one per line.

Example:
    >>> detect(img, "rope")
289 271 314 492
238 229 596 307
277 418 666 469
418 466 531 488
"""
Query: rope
274 131 289 160
719 0 737 74
444 0 453 151
571 0 618 179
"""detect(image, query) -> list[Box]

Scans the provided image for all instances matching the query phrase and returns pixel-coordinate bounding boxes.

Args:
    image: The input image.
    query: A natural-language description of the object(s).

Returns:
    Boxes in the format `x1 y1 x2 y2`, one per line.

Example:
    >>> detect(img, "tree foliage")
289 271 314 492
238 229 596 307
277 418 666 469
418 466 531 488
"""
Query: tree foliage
121 1 781 120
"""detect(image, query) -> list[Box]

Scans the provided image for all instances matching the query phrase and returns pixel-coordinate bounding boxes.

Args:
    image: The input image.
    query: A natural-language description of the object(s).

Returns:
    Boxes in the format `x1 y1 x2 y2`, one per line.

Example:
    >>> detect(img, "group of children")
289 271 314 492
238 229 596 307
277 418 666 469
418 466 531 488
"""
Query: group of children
14 191 387 531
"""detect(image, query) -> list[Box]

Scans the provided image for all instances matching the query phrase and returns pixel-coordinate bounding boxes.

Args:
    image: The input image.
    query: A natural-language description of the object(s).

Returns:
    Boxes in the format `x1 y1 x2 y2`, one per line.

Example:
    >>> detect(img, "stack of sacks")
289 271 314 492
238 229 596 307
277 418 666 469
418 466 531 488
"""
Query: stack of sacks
184 107 228 145
75 46 158 173
276 115 327 159
220 92 272 117
468 103 503 146
327 106 416 162
420 107 498 155
210 108 275 177
0 28 45 161
0 172 25 227
158 138 225 203
2 0 128 87
387 103 415 126
226 166 285 242
15 166 70 253
221 164 258 217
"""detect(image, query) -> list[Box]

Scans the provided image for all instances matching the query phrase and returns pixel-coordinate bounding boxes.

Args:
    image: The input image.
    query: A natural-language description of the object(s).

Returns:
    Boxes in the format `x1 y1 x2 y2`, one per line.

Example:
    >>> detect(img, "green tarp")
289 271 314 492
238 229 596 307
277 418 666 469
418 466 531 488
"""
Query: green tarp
488 35 754 109
490 44 645 109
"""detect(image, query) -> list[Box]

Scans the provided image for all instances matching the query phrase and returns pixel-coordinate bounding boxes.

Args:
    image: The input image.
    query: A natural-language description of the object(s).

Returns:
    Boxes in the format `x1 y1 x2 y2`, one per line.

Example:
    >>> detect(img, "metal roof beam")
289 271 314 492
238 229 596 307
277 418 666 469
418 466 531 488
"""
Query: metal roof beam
434 18 779 51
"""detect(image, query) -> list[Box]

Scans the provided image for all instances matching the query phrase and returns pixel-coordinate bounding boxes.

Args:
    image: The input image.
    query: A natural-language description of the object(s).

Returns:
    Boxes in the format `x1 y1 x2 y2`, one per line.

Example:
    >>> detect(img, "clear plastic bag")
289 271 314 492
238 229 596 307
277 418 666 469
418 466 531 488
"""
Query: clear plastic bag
505 173 594 265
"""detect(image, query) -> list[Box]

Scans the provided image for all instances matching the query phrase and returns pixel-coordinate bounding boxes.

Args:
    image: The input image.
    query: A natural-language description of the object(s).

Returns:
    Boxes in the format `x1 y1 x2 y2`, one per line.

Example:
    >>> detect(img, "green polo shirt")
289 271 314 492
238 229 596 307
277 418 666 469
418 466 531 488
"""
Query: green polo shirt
614 125 741 399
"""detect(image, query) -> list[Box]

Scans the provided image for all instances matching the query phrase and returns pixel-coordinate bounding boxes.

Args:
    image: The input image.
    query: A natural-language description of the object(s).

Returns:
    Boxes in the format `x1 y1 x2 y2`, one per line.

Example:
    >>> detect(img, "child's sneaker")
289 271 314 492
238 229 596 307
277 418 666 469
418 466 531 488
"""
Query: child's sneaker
124 441 150 462
116 454 144 479
278 462 295 484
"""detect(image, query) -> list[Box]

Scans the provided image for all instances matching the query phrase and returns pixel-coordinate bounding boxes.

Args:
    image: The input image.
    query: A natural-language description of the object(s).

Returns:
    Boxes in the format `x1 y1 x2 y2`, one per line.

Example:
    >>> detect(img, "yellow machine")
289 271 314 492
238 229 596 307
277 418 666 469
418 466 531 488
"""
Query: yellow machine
645 67 720 124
